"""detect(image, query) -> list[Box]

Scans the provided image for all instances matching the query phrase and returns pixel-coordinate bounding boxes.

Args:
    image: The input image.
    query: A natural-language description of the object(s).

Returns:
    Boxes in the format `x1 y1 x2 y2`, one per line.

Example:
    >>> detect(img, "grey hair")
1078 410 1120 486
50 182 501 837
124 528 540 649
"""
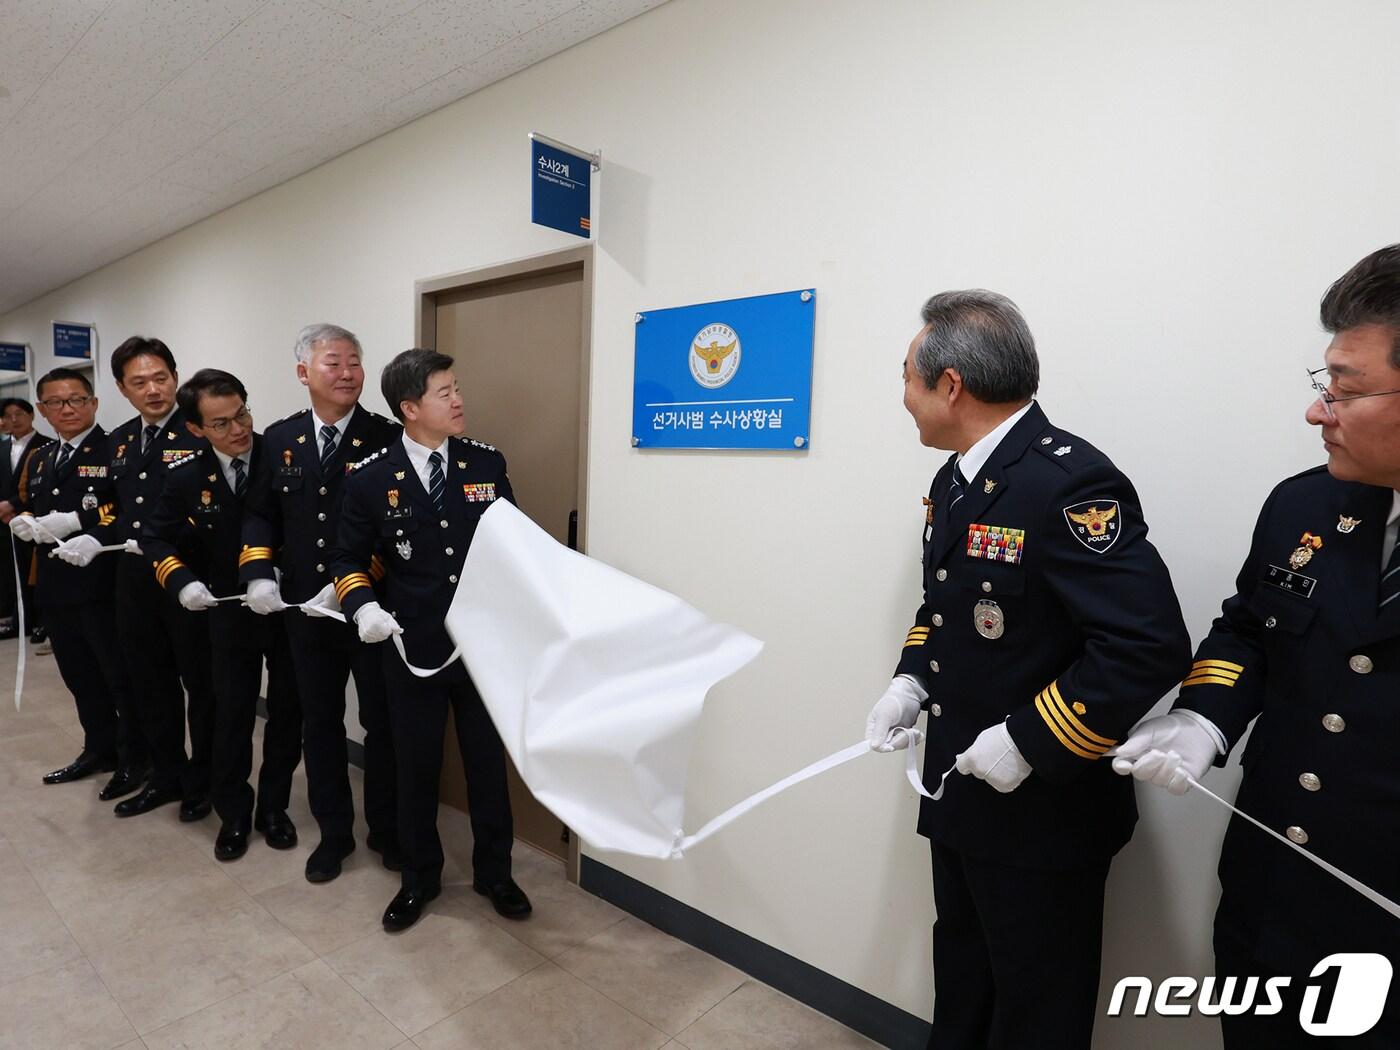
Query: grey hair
293 323 361 364
914 290 1039 403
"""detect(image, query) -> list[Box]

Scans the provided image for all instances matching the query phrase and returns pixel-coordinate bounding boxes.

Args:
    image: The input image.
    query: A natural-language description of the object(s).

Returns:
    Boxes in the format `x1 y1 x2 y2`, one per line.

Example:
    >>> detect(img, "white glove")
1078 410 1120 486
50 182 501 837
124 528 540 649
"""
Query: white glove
956 721 1033 793
124 538 143 555
353 601 403 644
1111 711 1223 795
178 581 219 611
300 581 341 619
33 511 81 542
244 578 287 615
866 675 928 751
8 515 36 542
53 534 102 567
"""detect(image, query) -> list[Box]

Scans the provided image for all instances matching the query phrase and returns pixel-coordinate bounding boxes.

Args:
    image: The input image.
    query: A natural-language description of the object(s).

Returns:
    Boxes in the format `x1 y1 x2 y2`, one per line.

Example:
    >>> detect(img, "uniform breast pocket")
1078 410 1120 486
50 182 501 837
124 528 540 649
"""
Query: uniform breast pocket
1247 587 1318 638
277 473 304 494
956 560 1026 598
379 516 419 540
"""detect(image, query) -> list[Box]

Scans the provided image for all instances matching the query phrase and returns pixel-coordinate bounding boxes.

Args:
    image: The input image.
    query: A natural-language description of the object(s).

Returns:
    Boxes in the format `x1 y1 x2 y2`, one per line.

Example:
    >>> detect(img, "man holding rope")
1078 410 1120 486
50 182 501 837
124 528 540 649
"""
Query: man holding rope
1116 244 1400 1047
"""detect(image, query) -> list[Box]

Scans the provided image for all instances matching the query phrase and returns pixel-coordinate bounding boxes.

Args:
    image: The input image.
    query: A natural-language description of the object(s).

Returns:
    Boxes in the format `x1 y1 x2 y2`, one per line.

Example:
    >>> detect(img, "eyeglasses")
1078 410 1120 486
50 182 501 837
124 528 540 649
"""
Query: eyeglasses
1307 367 1400 422
203 407 253 435
38 396 93 410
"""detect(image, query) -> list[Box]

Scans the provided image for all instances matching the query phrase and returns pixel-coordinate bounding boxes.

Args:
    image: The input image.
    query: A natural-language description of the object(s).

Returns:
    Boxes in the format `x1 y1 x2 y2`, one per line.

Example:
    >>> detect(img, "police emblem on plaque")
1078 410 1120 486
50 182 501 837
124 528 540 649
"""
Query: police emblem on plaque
689 322 741 390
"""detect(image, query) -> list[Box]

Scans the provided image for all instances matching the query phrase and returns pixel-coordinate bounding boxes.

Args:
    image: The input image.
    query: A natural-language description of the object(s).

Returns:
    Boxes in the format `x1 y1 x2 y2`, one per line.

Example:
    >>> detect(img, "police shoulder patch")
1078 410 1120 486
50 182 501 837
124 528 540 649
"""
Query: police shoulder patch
1062 499 1122 553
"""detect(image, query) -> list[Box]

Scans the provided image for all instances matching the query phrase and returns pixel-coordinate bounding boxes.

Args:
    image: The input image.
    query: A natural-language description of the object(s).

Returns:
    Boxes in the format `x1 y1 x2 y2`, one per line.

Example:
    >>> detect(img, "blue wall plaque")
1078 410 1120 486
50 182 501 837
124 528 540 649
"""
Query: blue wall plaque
632 289 815 450
53 323 92 360
0 342 26 372
531 139 591 239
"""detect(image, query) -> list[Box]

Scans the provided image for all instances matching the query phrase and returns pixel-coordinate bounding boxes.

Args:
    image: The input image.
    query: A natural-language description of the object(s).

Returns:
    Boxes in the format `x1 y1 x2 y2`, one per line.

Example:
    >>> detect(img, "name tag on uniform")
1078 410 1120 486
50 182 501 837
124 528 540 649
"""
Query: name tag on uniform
277 465 302 478
77 465 107 478
966 523 1025 564
463 483 497 503
1263 563 1317 598
384 506 412 520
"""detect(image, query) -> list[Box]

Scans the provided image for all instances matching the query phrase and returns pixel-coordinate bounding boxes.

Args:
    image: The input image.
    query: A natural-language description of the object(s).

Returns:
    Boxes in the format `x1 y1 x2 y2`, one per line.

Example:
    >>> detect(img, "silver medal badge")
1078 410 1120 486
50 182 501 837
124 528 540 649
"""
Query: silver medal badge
974 599 1004 639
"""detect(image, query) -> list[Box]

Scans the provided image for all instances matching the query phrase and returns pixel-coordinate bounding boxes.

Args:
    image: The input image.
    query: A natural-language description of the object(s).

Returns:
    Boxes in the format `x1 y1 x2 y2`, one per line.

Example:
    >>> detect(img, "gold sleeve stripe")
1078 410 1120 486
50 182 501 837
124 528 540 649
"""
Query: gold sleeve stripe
1034 695 1105 759
154 556 186 587
369 555 385 582
97 503 116 526
334 573 372 601
1192 659 1243 674
1183 673 1238 689
238 546 275 566
905 627 930 639
1047 680 1117 747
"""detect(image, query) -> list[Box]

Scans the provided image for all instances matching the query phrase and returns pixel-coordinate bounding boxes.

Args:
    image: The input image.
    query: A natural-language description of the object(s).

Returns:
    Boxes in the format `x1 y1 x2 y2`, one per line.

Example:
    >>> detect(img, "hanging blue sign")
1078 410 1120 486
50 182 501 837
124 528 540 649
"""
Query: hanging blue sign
531 138 591 239
632 289 815 450
0 342 25 372
53 323 92 360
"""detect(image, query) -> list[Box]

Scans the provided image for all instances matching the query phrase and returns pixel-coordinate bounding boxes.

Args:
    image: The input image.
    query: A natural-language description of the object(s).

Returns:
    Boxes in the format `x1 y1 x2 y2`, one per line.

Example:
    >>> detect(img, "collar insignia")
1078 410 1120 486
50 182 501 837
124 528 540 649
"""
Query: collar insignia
1337 515 1361 534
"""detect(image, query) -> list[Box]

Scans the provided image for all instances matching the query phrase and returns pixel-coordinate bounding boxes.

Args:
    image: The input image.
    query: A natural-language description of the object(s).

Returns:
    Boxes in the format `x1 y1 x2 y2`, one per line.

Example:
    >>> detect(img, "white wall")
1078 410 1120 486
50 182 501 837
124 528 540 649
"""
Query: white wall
5 1 1398 1043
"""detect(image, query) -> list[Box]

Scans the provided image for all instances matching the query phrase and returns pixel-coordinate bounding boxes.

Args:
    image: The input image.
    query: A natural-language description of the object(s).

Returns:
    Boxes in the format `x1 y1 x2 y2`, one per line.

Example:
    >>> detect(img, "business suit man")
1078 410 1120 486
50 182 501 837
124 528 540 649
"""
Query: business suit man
1117 244 1400 1047
0 398 54 640
865 290 1190 1050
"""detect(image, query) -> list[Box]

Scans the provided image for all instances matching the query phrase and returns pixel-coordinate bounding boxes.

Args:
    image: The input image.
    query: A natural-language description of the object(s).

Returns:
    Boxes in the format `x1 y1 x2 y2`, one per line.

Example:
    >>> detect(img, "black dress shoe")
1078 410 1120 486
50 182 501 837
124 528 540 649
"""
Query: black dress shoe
0 621 18 640
42 751 117 785
382 885 440 932
214 817 252 862
97 764 149 800
255 810 297 850
179 794 212 822
305 837 355 883
113 783 181 817
474 877 533 919
366 832 404 872
28 625 47 644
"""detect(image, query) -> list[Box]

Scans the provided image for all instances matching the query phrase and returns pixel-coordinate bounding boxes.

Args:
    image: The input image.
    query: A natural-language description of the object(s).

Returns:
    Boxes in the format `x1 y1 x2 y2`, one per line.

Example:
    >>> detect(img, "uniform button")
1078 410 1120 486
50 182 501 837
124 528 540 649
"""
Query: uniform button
1264 616 1278 629
282 486 290 493
319 486 327 496
440 520 449 528
445 547 454 556
928 660 940 673
138 472 147 480
132 521 140 529
1322 713 1346 733
317 513 326 522
981 581 992 593
396 529 404 537
1349 654 1373 674
931 614 943 627
51 487 59 495
449 574 458 583
135 496 144 504
1298 773 1321 792
935 568 947 582
315 563 325 573
316 538 325 548
1286 825 1309 845
930 703 942 718
1041 437 1053 445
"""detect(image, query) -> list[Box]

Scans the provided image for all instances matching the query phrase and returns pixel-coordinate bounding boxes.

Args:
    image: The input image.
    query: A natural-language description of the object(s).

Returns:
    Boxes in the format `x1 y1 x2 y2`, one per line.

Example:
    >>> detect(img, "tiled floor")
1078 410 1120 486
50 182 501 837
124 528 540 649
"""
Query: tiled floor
0 638 879 1049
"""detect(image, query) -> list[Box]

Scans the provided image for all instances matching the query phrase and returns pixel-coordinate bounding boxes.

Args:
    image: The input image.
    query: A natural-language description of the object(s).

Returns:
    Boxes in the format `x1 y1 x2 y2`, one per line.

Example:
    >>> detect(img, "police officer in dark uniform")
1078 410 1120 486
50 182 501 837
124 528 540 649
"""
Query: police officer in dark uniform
864 291 1190 1050
142 369 302 863
83 337 215 819
330 348 530 932
9 368 143 792
240 323 400 883
1117 245 1400 1048
0 398 55 641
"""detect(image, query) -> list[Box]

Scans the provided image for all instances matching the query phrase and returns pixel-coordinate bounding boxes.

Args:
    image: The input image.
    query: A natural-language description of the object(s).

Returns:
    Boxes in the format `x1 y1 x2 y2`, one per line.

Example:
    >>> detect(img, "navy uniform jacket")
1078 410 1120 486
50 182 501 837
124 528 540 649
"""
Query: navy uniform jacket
330 436 514 667
897 402 1190 869
142 438 270 598
1173 466 1400 967
17 427 119 607
96 412 206 545
240 406 400 603
1 432 55 505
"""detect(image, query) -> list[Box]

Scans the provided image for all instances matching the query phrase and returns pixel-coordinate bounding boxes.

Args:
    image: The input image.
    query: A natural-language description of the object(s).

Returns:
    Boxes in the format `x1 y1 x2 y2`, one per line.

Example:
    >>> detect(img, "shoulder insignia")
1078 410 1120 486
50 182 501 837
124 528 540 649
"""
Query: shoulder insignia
268 408 311 431
467 438 497 452
349 447 388 472
167 452 199 471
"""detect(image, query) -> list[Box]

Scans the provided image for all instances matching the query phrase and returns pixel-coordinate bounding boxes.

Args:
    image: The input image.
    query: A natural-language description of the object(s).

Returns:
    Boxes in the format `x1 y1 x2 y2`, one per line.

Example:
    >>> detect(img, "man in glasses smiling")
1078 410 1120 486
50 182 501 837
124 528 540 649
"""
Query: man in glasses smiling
1115 244 1400 1047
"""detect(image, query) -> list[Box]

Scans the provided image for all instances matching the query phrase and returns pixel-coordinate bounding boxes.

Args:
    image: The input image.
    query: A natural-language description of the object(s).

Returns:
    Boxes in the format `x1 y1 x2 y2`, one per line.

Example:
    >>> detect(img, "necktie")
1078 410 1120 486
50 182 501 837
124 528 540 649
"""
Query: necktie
1381 533 1400 611
143 423 159 452
55 442 74 471
948 462 969 511
232 457 247 498
427 451 445 512
319 424 338 470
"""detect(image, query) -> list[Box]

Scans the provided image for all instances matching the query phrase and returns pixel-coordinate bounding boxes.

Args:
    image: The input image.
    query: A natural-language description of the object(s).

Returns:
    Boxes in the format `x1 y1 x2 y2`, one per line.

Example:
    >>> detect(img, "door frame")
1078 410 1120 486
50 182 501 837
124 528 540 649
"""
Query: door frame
414 244 593 882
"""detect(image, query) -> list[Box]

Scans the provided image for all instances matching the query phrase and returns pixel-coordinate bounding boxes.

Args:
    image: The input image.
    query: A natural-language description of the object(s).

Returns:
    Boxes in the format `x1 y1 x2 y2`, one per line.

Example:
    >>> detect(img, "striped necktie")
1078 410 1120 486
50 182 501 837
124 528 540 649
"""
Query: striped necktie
143 423 159 452
948 462 969 511
1381 533 1400 611
319 424 338 470
55 442 74 471
231 456 247 497
427 451 445 512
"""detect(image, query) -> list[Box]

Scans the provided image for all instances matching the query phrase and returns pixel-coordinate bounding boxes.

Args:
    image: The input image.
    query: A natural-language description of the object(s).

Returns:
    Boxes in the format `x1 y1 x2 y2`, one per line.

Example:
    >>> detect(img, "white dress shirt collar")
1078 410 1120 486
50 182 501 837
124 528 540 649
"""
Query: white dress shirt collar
212 447 250 492
955 401 1035 484
401 433 450 492
57 425 97 454
313 405 355 455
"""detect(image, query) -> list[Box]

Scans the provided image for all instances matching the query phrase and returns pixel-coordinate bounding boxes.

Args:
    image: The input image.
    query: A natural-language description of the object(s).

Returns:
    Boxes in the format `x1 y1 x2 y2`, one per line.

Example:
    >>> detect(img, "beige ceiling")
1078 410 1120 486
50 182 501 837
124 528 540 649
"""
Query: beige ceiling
0 0 663 315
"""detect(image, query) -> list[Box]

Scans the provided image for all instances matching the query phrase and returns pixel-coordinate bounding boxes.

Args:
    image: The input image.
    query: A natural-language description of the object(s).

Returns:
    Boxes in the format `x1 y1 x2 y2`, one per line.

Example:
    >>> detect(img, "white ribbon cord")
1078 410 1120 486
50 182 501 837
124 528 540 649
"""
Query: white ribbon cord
11 530 26 712
1185 775 1400 921
44 542 127 559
